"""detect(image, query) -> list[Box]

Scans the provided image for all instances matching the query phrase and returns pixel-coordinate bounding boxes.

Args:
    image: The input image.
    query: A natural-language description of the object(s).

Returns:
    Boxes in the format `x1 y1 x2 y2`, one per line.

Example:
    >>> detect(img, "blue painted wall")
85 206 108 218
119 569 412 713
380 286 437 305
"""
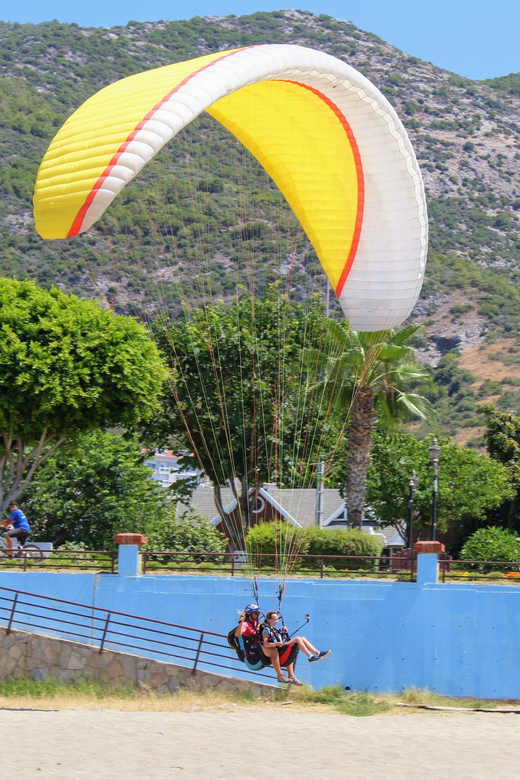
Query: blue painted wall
1 570 519 699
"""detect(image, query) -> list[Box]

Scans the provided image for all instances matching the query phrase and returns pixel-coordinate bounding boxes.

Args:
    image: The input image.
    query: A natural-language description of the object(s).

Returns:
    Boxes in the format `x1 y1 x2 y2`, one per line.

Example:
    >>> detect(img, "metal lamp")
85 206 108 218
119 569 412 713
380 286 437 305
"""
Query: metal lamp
407 470 420 550
428 438 441 541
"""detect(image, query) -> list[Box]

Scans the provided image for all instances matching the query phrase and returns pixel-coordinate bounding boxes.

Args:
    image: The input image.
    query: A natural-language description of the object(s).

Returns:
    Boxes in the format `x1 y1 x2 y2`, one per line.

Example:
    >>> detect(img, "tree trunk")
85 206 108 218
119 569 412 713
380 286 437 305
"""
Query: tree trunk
214 476 252 552
238 474 252 537
213 485 240 551
345 387 375 528
0 430 66 514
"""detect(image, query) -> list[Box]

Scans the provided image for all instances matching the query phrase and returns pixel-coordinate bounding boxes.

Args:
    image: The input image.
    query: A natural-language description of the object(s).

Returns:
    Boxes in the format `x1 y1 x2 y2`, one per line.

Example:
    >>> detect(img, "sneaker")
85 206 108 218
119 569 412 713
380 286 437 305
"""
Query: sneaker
316 650 331 662
288 676 303 686
277 674 290 684
308 654 319 663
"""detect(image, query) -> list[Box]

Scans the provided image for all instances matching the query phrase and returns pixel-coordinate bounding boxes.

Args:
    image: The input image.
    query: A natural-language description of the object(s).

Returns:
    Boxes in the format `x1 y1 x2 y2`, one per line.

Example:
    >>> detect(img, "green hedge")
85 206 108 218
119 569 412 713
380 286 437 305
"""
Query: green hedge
245 523 384 569
305 528 384 568
245 522 307 564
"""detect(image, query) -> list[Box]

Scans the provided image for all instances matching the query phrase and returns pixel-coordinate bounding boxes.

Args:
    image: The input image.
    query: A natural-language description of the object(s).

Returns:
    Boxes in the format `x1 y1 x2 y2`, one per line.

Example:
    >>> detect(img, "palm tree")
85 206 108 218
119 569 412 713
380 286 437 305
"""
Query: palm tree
311 321 434 528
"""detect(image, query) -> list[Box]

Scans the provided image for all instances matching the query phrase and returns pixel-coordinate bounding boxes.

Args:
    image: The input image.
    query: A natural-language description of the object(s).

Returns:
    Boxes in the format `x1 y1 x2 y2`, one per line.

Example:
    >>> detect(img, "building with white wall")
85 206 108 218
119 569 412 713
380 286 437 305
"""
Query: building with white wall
144 451 202 488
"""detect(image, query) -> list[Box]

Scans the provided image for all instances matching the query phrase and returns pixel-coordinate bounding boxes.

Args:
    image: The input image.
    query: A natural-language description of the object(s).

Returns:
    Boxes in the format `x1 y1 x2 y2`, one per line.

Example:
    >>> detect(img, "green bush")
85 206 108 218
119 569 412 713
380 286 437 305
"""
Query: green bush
57 541 89 551
305 528 384 569
145 507 227 562
245 522 308 565
460 526 520 564
245 523 383 569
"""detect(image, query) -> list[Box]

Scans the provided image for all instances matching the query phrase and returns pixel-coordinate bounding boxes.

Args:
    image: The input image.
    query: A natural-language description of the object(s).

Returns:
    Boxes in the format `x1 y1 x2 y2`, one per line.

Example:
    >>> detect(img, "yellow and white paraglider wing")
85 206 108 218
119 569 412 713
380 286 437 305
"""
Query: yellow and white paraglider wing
33 43 427 331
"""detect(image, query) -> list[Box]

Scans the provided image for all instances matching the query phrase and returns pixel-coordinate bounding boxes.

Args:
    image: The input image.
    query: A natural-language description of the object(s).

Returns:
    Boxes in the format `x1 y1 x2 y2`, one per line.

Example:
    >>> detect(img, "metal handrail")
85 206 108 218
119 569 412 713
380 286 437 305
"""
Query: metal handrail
440 558 520 583
0 585 273 681
0 546 411 579
141 550 400 578
0 549 117 572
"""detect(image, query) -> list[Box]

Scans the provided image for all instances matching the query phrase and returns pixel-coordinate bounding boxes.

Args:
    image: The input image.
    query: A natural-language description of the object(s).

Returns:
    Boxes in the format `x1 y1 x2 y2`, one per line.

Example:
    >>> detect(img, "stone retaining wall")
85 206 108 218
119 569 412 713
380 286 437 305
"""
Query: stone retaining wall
0 627 275 694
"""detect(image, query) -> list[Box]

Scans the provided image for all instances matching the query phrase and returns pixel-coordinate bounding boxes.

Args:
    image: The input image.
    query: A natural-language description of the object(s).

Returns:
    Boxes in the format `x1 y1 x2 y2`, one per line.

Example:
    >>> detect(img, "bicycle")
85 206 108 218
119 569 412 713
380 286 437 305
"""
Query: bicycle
0 530 43 564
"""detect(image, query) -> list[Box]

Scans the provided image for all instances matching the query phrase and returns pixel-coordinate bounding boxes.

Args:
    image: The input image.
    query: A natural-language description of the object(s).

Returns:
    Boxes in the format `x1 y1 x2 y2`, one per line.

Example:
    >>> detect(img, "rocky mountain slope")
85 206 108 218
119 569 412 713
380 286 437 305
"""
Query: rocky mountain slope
1 10 520 438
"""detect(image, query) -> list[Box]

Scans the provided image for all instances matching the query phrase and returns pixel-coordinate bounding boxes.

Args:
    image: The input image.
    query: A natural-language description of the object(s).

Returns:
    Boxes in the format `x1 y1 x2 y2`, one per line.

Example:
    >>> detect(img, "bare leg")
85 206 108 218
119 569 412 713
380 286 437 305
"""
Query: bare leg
285 662 304 685
4 534 13 557
286 636 319 657
262 646 284 678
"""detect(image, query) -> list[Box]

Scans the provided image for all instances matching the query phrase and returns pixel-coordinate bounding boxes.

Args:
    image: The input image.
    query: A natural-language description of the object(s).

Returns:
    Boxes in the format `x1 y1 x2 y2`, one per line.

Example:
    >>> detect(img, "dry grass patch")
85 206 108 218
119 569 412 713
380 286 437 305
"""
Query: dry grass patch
0 678 266 712
450 426 486 447
0 679 512 717
460 339 520 381
394 687 500 710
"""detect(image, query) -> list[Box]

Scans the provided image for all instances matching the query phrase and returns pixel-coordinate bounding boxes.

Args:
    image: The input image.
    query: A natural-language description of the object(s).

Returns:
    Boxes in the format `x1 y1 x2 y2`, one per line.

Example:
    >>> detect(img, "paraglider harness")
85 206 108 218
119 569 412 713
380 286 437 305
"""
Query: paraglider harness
258 622 290 647
227 615 271 671
257 619 299 668
227 587 311 672
228 610 311 671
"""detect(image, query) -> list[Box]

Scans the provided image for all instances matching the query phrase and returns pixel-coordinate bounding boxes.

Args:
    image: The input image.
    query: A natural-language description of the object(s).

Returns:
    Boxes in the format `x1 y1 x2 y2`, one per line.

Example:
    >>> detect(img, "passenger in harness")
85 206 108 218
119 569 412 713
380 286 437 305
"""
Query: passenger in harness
260 611 331 684
259 610 301 685
230 604 270 672
228 603 297 684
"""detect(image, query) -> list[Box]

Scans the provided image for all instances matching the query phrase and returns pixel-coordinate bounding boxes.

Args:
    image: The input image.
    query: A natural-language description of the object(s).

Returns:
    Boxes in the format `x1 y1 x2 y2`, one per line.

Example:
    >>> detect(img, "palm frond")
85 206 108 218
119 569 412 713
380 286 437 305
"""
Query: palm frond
377 343 415 362
389 362 432 382
398 392 435 421
387 323 423 347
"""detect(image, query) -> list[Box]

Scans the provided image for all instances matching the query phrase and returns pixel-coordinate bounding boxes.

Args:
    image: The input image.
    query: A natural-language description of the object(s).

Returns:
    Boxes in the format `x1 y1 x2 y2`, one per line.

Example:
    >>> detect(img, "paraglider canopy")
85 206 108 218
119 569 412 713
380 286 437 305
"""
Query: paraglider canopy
33 44 427 330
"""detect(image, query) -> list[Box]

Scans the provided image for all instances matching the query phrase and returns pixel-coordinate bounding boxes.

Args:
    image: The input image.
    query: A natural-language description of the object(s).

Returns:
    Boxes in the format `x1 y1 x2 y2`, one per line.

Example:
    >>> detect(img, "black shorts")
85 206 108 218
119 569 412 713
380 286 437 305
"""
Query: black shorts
278 643 299 668
7 528 30 545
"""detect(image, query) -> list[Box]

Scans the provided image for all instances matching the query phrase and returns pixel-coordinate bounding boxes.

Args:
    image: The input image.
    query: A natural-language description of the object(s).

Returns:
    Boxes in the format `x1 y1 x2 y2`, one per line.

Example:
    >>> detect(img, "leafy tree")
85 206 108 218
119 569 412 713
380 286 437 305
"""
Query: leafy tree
313 322 434 527
23 431 166 549
482 404 520 483
148 287 331 548
460 527 520 563
477 405 520 533
366 432 514 547
0 278 169 513
145 507 227 560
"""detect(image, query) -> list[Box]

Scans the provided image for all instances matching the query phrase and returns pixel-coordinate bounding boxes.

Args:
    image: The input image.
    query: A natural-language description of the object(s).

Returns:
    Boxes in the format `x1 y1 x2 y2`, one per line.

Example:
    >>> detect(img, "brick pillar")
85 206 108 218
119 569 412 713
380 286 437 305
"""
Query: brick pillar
114 533 148 576
413 541 445 584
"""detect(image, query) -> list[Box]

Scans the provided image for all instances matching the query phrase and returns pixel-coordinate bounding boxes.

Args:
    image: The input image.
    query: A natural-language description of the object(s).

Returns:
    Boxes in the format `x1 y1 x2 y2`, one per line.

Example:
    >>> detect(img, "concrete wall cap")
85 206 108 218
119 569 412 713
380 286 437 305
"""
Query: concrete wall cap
114 533 148 546
413 541 445 554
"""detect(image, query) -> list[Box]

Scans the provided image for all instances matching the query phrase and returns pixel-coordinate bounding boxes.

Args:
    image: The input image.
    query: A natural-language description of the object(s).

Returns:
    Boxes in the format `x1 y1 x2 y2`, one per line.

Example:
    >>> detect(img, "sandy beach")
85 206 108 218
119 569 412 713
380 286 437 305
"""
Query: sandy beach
1 707 518 779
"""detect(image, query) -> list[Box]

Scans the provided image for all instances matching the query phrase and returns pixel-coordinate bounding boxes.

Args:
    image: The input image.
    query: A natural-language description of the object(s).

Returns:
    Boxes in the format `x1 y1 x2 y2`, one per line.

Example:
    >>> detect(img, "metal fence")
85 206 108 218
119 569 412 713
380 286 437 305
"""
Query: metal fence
140 550 415 580
0 585 273 681
4 547 519 584
0 549 117 572
0 548 413 579
440 559 520 583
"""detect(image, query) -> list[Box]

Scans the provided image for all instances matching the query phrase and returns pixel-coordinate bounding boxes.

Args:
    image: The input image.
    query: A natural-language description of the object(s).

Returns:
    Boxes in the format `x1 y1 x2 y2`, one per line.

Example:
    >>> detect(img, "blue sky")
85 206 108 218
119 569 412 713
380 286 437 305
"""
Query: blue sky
0 0 518 81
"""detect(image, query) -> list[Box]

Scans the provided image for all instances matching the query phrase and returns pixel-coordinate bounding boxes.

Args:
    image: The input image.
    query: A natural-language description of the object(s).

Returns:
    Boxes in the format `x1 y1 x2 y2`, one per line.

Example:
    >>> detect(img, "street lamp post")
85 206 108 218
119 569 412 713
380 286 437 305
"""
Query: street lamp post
407 470 419 551
428 438 441 542
315 460 324 527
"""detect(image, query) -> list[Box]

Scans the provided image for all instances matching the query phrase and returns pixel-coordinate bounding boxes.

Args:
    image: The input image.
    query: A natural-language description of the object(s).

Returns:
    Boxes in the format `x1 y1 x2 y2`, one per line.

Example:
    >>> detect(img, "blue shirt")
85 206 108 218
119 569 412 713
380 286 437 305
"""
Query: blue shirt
8 508 30 531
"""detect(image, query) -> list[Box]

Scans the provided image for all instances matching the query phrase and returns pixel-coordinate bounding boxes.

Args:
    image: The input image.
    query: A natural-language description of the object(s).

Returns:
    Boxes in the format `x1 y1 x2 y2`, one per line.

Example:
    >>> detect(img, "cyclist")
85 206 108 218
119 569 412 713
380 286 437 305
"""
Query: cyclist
0 502 31 556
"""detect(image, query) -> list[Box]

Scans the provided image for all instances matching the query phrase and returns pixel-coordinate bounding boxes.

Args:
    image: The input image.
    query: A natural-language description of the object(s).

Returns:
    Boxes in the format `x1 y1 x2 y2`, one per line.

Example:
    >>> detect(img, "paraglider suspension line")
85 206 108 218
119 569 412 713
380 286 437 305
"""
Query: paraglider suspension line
251 577 259 605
